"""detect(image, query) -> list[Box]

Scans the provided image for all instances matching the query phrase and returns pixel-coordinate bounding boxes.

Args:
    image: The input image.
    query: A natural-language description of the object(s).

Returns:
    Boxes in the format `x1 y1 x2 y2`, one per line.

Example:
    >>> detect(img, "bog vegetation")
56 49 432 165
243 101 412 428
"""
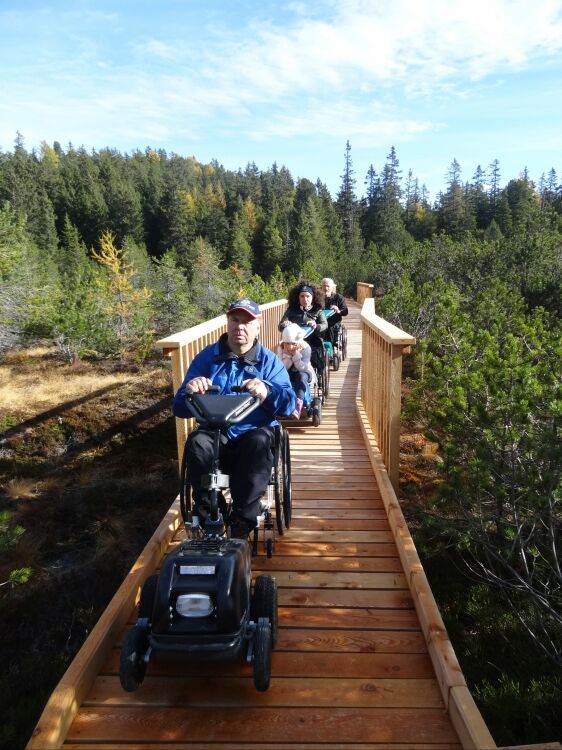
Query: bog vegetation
0 134 561 748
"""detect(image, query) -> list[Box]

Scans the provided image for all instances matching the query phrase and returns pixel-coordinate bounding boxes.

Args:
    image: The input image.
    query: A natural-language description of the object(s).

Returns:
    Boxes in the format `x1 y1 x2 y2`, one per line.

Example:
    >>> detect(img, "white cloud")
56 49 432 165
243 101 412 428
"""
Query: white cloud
147 0 562 138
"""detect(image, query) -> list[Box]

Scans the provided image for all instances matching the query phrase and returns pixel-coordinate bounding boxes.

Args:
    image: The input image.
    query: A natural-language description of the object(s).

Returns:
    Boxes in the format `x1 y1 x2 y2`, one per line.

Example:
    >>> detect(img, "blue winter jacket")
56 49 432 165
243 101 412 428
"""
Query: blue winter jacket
172 334 296 439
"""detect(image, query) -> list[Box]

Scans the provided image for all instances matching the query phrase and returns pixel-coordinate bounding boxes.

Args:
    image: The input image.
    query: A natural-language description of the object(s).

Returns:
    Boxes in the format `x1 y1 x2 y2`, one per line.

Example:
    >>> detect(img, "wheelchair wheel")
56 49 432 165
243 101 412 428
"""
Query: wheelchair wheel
179 442 198 533
252 575 278 647
341 326 348 361
320 355 330 403
119 625 149 692
332 352 340 371
138 575 157 619
282 428 292 528
312 397 322 426
253 621 272 692
273 427 286 536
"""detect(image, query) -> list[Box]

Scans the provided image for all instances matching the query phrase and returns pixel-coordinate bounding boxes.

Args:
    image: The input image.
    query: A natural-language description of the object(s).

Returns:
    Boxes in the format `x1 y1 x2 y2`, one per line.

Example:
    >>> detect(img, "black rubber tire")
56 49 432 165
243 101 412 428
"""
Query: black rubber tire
312 399 322 427
179 441 192 524
342 327 348 360
252 575 278 647
323 358 330 401
273 427 286 536
253 621 272 692
333 353 340 371
266 538 273 558
282 429 292 528
119 626 148 692
138 575 157 619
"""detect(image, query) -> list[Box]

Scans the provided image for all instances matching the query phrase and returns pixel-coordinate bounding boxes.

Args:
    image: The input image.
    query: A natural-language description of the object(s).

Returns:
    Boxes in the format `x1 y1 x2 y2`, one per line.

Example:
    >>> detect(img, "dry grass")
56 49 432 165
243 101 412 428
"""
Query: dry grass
0 348 161 419
3 477 38 500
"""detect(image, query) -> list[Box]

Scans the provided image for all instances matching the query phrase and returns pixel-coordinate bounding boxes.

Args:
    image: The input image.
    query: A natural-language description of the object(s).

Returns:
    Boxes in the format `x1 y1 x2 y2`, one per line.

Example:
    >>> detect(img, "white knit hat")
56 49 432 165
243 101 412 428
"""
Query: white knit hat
281 323 305 343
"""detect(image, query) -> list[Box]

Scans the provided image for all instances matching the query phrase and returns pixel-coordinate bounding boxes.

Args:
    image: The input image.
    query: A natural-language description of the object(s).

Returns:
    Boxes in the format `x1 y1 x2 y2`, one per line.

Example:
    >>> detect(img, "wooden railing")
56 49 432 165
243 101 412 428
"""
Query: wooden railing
156 299 287 468
360 297 416 493
356 281 374 305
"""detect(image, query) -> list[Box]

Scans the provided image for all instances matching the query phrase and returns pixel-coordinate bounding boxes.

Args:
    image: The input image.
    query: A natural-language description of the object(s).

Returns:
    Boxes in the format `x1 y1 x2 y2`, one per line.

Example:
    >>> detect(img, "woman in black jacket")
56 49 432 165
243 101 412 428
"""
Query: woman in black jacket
278 280 327 363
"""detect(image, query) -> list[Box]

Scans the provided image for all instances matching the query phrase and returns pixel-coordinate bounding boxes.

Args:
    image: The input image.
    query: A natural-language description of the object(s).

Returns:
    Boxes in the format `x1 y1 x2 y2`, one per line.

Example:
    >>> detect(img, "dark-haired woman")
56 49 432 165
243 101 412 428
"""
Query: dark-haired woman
278 281 327 367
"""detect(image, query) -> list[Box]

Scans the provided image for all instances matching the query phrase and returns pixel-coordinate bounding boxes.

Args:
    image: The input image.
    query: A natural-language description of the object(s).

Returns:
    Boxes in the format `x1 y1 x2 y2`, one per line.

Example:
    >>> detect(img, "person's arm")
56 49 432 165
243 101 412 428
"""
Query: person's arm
260 351 297 417
172 348 213 417
315 309 328 334
278 310 291 331
277 346 293 370
337 294 348 317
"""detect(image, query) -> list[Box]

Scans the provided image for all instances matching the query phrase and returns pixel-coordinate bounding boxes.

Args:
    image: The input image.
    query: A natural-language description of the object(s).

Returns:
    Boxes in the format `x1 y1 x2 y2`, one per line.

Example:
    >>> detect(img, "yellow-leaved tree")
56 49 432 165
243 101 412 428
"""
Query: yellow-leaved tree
92 231 152 360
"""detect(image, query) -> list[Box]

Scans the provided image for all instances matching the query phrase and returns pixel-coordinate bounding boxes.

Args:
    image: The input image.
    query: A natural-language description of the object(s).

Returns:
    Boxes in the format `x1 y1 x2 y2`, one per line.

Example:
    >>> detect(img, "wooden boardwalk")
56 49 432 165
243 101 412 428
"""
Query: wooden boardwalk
30 305 467 749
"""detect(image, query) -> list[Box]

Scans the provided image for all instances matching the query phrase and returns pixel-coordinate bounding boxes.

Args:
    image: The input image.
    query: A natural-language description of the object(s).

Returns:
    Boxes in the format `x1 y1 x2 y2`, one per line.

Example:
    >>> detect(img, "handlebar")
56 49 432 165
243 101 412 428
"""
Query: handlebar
183 385 262 428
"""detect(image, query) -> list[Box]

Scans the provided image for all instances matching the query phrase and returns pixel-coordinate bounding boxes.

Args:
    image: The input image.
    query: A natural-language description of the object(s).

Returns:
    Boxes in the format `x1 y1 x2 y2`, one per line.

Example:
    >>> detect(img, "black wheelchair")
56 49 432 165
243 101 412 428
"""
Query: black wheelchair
323 316 347 371
290 342 329 427
179 391 292 558
119 388 284 695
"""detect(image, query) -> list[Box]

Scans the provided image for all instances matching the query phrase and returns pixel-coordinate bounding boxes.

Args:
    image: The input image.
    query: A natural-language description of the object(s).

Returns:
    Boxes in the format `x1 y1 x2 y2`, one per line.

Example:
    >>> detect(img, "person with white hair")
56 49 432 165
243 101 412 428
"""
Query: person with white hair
277 322 317 419
321 277 348 344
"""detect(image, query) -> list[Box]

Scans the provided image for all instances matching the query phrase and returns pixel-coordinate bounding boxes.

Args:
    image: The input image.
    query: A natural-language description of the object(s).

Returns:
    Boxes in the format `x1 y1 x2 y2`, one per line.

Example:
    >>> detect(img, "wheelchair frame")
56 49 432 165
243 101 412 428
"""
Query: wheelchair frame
180 420 292 558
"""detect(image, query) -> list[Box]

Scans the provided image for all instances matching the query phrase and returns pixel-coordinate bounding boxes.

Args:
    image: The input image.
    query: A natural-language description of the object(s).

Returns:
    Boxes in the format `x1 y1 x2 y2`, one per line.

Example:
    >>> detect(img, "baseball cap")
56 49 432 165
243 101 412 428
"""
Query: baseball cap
226 298 260 318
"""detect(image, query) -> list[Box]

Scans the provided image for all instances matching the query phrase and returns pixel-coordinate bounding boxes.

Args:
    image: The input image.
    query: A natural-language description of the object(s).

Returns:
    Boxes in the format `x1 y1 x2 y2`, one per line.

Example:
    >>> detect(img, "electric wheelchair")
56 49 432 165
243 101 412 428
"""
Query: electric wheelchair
119 387 289 695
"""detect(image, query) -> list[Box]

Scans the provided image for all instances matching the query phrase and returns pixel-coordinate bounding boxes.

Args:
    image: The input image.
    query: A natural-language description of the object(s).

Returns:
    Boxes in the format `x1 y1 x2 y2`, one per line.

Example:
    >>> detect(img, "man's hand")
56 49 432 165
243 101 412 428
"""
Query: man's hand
186 376 213 394
330 304 340 313
242 378 269 402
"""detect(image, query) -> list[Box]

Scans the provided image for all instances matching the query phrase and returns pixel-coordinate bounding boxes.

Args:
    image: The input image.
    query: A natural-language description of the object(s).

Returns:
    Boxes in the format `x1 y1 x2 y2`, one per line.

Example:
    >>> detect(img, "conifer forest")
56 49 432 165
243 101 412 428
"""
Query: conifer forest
0 135 561 747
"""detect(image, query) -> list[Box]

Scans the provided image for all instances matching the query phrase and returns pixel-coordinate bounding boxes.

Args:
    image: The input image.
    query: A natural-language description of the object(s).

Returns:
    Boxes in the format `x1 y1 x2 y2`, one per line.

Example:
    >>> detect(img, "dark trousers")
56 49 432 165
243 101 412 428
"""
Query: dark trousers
186 426 275 527
289 370 308 400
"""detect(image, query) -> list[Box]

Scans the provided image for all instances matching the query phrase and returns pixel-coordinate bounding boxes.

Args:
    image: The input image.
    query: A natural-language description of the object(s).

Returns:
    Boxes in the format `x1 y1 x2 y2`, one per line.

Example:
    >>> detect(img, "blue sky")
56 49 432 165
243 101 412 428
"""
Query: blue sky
1 0 561 201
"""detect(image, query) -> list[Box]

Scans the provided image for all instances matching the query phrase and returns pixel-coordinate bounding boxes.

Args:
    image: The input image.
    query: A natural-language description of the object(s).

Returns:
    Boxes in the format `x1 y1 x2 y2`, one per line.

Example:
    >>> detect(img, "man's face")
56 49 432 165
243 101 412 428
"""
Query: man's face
322 282 333 296
227 310 260 353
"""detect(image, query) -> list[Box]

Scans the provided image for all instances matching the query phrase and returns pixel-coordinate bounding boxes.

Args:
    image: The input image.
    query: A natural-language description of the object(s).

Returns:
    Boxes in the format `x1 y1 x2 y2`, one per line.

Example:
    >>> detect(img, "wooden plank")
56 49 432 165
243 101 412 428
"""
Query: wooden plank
270 541 400 556
291 508 389 518
252 555 402 572
276 529 393 542
66 707 461 745
102 650 435 677
266 570 408 589
87 675 445 708
293 518 391 530
64 743 461 749
279 588 412 608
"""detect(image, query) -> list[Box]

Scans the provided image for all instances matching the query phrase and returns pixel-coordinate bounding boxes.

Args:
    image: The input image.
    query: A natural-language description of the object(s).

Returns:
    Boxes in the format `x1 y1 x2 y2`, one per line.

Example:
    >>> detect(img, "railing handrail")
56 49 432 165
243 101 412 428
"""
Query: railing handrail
156 299 286 350
360 297 416 492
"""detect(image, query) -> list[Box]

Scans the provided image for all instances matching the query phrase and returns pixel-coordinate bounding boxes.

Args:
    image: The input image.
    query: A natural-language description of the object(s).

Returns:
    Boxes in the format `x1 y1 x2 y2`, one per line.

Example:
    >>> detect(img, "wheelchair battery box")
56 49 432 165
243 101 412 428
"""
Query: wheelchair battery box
150 537 252 643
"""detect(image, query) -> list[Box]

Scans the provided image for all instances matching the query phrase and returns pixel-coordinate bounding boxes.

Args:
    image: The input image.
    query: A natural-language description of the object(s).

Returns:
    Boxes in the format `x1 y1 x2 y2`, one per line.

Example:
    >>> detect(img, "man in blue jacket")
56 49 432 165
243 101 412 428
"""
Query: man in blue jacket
173 298 296 539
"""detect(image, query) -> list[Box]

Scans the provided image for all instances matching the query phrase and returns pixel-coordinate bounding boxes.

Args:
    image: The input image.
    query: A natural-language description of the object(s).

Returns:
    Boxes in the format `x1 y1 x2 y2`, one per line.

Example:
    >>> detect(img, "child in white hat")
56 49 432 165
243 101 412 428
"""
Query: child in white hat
277 323 317 418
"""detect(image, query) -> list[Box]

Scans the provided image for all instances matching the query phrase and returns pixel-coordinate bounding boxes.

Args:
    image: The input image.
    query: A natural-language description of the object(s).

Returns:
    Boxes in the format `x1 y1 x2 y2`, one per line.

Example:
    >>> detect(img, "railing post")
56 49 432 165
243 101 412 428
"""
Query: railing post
356 281 374 306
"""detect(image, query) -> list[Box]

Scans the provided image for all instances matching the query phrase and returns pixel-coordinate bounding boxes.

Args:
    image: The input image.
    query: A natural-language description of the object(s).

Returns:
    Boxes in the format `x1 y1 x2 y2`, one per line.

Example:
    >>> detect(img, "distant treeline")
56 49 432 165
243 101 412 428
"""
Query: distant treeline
0 133 561 355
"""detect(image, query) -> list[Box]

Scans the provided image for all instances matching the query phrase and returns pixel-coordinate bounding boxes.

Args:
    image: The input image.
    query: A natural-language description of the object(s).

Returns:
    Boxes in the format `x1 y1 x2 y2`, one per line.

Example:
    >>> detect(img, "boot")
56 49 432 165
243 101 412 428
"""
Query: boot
292 397 304 419
229 518 253 540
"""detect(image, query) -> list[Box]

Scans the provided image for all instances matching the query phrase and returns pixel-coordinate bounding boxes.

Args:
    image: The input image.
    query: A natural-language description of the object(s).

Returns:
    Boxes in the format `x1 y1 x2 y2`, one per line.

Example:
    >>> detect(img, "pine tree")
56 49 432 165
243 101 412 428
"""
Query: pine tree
150 250 195 336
